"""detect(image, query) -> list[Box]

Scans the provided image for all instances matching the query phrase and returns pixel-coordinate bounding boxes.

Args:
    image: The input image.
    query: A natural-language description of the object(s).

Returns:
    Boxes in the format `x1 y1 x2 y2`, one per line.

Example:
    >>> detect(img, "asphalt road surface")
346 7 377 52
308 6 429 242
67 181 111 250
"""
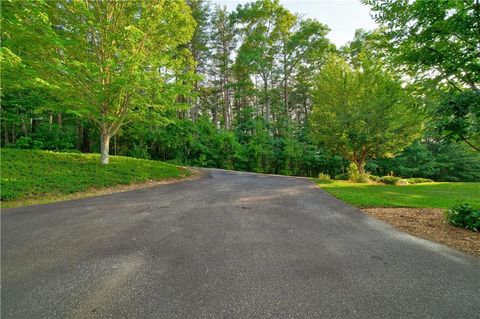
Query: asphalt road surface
2 169 479 318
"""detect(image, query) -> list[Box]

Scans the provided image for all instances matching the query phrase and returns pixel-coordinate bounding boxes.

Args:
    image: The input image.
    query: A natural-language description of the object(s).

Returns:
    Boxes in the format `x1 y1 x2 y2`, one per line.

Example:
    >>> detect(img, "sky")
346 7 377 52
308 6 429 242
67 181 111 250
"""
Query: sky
211 0 378 48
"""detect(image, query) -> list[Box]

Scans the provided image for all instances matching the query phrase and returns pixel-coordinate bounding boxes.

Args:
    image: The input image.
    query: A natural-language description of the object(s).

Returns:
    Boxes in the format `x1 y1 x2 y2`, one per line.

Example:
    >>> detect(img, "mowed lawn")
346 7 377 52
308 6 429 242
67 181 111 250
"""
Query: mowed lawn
1 148 188 203
314 179 480 209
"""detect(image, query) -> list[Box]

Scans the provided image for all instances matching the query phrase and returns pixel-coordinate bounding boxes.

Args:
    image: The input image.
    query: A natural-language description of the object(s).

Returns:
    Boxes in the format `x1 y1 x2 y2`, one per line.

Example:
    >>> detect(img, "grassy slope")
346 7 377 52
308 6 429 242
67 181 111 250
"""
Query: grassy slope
314 179 480 209
1 148 188 203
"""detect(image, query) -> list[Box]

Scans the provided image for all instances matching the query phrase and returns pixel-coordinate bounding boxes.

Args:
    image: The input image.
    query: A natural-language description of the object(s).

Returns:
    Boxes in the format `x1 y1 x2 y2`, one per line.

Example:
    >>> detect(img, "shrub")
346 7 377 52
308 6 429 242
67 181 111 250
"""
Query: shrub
12 136 44 149
368 174 381 182
127 144 151 159
405 177 433 184
335 173 348 180
380 176 401 185
346 163 359 180
445 203 480 232
346 163 369 183
318 173 330 180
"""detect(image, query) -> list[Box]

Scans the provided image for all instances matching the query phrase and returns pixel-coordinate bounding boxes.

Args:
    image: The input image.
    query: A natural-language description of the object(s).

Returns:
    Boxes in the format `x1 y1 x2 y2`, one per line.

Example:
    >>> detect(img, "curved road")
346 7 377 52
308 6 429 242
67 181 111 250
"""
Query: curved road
2 169 479 318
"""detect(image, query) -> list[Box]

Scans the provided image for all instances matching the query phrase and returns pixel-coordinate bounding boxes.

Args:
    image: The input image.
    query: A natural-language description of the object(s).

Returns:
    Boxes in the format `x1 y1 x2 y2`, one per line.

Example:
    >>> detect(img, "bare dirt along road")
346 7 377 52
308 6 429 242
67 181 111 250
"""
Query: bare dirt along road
2 169 479 318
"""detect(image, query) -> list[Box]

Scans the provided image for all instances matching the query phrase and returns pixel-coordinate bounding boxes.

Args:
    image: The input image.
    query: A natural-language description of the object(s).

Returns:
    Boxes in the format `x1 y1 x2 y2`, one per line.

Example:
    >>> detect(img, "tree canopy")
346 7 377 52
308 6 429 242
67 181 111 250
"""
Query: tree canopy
310 53 421 173
1 0 478 181
363 0 480 152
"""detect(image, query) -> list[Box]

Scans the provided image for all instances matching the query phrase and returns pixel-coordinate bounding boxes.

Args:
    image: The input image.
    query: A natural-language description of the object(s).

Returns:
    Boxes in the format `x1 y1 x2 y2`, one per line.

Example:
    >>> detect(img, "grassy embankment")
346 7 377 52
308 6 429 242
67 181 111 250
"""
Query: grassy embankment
1 148 190 207
314 179 480 209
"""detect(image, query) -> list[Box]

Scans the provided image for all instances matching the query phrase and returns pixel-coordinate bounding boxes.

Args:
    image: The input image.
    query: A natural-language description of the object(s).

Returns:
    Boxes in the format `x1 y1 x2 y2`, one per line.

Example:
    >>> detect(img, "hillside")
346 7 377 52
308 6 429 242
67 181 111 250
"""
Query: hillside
1 149 189 206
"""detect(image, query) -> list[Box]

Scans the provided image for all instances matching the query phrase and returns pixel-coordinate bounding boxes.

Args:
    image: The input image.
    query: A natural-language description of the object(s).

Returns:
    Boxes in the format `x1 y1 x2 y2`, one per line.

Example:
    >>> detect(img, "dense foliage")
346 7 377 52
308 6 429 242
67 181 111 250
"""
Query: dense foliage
445 203 480 232
364 0 480 152
366 140 480 182
1 0 479 181
310 53 420 173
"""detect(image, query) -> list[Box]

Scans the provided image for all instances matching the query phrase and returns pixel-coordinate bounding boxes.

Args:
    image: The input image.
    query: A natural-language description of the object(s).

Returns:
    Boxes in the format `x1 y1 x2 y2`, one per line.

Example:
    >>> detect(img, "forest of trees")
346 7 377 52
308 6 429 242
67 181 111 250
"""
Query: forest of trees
1 0 479 181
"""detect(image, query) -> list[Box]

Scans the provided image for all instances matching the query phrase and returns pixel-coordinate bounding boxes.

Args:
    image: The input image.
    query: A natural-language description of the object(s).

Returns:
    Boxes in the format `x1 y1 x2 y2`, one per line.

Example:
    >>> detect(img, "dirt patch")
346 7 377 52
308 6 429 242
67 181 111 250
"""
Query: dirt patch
362 208 480 258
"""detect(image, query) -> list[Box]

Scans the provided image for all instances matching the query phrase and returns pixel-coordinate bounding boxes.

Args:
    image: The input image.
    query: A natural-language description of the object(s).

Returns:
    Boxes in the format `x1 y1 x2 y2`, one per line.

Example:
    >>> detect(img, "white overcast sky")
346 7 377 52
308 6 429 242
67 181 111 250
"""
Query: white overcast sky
210 0 378 48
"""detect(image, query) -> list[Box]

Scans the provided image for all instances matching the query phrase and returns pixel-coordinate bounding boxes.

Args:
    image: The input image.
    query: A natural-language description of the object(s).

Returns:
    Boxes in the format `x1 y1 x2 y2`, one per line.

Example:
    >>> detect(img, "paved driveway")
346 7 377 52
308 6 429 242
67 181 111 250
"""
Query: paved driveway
2 169 479 318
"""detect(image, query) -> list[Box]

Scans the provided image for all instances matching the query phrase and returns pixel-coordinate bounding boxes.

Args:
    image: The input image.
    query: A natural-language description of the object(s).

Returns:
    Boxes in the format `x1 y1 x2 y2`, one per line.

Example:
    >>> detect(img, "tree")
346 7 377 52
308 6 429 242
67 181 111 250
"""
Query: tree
186 0 211 122
279 18 331 117
364 0 479 91
433 90 480 151
210 5 237 130
1 0 62 145
3 0 195 164
235 0 290 122
363 0 480 151
310 54 421 173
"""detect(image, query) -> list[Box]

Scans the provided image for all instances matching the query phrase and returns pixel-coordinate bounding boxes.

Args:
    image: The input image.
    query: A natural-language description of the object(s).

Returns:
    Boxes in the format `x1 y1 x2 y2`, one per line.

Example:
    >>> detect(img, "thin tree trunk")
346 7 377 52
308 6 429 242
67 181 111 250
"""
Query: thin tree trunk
57 113 62 128
20 118 28 136
212 107 218 129
31 118 38 134
283 51 288 116
284 79 288 116
82 125 90 153
223 84 229 130
100 131 110 164
11 125 16 144
3 123 10 145
264 79 269 121
76 121 82 151
114 134 117 155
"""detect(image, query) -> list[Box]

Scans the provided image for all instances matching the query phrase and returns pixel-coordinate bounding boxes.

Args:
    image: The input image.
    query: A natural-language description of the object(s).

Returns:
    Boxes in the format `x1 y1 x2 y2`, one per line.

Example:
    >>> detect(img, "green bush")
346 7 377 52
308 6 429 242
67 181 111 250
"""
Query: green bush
12 136 44 149
445 203 480 232
346 163 369 183
368 174 381 182
335 173 348 180
346 163 358 180
127 144 151 159
405 177 433 184
318 173 330 180
380 176 401 185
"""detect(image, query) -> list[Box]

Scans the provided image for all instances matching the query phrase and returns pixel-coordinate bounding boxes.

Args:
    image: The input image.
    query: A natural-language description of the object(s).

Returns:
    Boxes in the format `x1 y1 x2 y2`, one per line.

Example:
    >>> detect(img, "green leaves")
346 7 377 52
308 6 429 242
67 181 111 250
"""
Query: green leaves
364 0 480 91
445 203 480 232
310 52 422 170
363 0 480 152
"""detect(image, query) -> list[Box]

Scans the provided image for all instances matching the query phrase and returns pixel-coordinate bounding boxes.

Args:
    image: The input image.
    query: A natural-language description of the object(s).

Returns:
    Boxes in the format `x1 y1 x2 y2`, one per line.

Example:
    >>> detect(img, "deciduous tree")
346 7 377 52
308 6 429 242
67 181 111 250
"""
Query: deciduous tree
310 54 421 173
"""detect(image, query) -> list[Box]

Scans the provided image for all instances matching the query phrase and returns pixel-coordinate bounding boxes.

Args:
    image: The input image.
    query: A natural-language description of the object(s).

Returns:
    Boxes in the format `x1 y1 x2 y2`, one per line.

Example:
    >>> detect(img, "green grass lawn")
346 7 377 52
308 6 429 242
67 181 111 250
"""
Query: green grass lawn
1 148 189 204
314 179 480 209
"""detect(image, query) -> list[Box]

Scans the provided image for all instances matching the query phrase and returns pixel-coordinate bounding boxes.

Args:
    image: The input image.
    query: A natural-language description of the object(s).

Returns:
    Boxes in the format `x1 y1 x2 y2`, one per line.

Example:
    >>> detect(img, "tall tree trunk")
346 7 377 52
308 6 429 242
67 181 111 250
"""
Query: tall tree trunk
212 107 218 129
31 117 38 134
76 120 82 150
49 113 53 131
189 81 199 122
223 83 230 130
3 123 10 145
20 118 28 136
283 51 288 116
57 113 62 128
264 79 269 121
114 134 117 156
82 125 90 153
100 130 110 164
223 48 231 130
11 124 16 144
